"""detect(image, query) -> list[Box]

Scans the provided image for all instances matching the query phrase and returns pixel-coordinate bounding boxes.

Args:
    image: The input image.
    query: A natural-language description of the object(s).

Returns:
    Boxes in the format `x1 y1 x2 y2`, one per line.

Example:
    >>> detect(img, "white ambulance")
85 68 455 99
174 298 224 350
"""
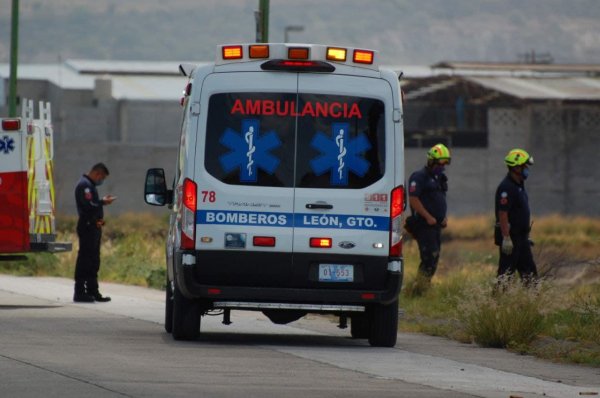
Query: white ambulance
144 43 405 346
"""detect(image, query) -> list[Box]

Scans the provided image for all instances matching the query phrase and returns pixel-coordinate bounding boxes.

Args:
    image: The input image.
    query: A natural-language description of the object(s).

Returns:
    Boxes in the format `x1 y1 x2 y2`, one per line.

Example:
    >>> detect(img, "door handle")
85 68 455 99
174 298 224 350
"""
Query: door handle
306 203 333 210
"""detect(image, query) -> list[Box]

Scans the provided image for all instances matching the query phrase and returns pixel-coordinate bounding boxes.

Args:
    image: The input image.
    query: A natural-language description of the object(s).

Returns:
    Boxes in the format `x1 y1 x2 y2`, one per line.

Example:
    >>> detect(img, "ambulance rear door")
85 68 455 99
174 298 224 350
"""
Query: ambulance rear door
293 74 394 287
195 71 298 286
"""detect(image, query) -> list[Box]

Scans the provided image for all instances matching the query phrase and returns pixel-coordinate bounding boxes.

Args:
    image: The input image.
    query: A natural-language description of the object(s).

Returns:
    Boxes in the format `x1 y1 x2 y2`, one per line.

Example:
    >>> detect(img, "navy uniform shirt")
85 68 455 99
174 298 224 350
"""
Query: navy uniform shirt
408 167 448 223
75 175 104 222
495 174 530 235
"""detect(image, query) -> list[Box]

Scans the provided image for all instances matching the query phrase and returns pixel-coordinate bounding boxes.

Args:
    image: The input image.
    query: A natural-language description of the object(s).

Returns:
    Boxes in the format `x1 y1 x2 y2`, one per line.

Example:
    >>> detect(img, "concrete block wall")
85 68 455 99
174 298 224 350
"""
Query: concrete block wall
3 79 599 217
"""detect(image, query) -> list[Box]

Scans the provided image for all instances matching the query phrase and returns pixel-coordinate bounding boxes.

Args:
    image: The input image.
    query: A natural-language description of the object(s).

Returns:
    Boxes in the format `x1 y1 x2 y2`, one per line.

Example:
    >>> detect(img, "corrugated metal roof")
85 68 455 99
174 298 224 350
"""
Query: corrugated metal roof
466 76 600 100
432 62 600 76
0 61 198 100
66 59 184 76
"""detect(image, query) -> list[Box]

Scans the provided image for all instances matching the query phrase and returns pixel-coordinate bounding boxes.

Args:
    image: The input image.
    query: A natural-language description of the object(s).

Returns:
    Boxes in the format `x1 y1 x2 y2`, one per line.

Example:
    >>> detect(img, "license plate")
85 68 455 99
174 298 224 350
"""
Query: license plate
318 264 354 282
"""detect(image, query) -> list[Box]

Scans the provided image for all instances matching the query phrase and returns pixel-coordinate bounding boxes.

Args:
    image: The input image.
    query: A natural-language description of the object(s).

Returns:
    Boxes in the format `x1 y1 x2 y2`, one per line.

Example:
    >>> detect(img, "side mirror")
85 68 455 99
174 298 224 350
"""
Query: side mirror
144 168 168 206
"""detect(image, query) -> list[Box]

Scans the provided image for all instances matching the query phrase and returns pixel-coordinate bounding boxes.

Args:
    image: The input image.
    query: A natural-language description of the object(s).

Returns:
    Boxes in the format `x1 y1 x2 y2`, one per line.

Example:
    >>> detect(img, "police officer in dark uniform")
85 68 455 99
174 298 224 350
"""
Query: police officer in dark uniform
495 148 537 283
408 144 451 288
73 163 116 302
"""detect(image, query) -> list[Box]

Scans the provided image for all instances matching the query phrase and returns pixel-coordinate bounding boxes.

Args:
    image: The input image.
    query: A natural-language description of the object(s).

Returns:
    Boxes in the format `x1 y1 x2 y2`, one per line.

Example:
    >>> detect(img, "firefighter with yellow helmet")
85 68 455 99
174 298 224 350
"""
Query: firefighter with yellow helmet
494 148 537 283
407 143 451 291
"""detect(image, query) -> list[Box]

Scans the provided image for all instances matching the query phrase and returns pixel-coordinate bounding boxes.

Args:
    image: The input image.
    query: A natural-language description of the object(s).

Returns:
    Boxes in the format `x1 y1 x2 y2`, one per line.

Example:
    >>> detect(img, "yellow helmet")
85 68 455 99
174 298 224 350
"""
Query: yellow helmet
504 148 533 167
427 143 451 163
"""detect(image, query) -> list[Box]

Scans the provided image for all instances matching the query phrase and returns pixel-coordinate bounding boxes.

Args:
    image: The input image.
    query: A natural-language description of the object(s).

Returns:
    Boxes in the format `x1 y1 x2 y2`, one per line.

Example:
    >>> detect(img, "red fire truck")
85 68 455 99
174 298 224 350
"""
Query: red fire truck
0 99 71 257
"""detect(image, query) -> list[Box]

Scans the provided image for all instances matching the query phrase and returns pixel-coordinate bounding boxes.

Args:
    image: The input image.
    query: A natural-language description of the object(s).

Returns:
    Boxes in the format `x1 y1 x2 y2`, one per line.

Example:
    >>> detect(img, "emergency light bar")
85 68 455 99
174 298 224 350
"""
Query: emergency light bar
215 43 379 70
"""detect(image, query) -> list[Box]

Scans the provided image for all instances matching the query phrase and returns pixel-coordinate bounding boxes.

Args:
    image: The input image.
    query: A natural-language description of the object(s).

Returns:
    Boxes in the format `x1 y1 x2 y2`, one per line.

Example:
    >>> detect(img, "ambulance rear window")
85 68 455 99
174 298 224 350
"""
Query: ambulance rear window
295 94 385 188
205 93 385 188
205 93 296 187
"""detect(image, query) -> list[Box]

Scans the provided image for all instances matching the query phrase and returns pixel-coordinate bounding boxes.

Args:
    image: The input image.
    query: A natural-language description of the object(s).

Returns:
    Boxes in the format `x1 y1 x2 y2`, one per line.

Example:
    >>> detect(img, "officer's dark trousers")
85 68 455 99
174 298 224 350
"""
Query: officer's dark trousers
415 224 442 278
74 219 102 295
498 234 537 283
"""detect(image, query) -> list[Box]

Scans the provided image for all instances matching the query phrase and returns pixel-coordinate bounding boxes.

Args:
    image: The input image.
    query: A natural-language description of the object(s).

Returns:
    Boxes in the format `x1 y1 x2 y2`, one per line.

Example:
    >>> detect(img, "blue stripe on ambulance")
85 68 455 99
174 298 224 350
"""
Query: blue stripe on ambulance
197 210 388 231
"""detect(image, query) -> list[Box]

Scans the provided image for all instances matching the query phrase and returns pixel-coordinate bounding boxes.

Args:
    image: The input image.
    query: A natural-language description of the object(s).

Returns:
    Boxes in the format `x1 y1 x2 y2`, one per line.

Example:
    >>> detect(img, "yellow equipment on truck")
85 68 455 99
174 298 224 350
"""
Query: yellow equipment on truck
0 99 71 256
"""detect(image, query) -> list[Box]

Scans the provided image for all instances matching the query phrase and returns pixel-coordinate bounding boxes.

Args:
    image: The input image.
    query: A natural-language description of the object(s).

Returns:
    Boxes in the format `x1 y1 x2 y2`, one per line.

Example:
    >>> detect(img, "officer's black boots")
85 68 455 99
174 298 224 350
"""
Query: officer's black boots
73 281 95 303
91 292 111 302
73 281 111 302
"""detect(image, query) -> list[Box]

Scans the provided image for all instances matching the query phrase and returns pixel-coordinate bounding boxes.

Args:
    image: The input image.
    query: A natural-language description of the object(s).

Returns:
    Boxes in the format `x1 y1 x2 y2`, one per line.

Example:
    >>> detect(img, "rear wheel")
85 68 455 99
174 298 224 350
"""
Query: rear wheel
368 300 399 347
172 283 201 341
164 279 173 333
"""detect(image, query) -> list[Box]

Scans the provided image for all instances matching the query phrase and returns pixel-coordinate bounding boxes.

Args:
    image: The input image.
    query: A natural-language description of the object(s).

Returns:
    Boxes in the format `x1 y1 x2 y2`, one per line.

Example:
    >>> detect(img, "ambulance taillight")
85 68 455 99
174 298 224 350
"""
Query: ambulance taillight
1 119 21 131
181 178 197 250
389 186 405 257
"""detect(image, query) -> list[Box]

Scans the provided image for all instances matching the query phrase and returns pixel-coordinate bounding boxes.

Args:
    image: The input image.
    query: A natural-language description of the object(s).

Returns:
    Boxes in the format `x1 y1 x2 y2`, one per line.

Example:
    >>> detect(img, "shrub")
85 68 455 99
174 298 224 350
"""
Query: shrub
457 277 548 348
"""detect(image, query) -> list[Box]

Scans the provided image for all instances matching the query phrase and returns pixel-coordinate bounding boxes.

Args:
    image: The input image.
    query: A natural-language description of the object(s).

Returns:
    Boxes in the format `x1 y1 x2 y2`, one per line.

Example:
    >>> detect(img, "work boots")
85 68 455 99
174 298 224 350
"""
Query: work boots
73 281 94 303
73 281 111 302
90 292 111 302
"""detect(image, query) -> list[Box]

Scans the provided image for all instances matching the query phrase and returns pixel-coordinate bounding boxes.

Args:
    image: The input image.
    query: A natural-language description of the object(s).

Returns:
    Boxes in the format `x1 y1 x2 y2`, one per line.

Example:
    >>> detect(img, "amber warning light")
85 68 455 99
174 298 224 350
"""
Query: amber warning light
222 45 243 60
326 47 347 62
353 49 374 64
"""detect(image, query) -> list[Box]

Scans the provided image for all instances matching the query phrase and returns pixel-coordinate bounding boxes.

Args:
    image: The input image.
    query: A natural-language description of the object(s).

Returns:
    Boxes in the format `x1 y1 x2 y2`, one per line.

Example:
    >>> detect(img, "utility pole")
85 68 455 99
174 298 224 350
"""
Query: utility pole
255 0 269 43
8 0 19 117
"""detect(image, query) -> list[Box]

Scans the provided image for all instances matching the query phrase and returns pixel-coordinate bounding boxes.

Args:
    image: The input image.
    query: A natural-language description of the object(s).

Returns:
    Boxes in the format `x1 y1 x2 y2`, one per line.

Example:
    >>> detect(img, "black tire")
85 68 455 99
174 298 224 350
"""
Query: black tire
172 283 201 341
350 314 370 339
164 280 173 333
368 300 399 347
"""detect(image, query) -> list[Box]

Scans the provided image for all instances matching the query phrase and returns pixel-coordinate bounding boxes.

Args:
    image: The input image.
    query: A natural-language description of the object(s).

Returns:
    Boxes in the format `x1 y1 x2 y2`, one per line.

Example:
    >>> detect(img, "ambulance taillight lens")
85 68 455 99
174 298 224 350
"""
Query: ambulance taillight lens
2 119 20 131
326 47 347 62
222 45 243 60
288 47 309 60
389 186 405 258
181 178 197 249
183 178 197 210
249 45 269 58
353 49 374 64
253 236 276 247
310 237 332 248
391 186 404 218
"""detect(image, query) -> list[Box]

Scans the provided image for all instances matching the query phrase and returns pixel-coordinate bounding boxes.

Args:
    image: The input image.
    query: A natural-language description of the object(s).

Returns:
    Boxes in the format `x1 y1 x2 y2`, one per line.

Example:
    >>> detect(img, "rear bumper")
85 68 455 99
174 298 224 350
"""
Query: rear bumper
30 241 72 253
174 251 402 307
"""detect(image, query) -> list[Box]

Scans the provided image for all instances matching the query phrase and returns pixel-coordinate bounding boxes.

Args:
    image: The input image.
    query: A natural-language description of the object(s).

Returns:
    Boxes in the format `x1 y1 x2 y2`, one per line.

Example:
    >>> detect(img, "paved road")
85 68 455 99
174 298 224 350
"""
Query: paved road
0 275 598 398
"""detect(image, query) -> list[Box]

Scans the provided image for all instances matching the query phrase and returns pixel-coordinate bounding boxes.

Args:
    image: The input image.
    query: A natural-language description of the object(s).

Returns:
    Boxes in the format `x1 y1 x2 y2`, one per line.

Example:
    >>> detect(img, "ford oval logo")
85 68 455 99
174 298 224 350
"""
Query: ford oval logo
339 241 356 249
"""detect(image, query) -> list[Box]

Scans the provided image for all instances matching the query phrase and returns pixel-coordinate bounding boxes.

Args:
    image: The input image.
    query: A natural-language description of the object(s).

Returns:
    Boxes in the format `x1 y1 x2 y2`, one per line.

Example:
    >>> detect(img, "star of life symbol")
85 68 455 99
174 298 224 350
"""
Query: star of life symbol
335 128 346 181
245 125 256 177
310 122 371 185
0 135 16 154
219 119 281 182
